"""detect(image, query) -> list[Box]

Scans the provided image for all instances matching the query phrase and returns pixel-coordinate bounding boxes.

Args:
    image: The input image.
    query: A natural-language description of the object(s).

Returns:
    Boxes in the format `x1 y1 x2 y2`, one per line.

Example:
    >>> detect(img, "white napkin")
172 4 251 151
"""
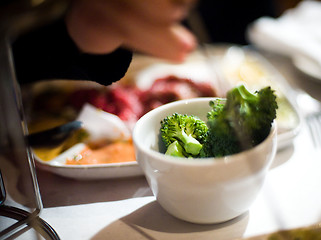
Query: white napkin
77 103 131 141
247 0 321 78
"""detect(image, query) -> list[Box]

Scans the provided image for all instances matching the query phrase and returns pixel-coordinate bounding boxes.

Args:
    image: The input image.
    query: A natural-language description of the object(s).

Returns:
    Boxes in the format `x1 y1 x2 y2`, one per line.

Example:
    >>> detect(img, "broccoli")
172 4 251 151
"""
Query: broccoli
159 85 277 159
206 98 225 121
160 113 208 157
201 85 278 158
165 140 186 157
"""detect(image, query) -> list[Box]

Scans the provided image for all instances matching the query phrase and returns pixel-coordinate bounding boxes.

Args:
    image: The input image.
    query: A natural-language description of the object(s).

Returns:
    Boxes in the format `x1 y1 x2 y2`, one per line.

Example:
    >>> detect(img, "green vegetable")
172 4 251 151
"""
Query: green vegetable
206 98 225 121
201 85 278 157
160 85 278 158
165 140 186 157
160 113 208 157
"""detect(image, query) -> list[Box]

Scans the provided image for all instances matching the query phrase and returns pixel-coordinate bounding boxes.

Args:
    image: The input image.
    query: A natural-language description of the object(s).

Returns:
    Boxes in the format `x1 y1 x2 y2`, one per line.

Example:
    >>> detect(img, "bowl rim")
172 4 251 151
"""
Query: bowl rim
133 97 277 167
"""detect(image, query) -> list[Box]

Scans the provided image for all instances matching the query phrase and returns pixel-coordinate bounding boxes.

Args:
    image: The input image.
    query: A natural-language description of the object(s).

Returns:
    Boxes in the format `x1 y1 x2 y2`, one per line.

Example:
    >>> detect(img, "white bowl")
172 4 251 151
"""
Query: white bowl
133 97 277 224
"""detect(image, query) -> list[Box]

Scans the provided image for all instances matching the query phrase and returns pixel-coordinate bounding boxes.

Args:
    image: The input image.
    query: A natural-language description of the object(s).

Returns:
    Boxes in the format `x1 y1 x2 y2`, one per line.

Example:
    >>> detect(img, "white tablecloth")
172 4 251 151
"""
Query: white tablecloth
36 123 321 240
2 52 321 240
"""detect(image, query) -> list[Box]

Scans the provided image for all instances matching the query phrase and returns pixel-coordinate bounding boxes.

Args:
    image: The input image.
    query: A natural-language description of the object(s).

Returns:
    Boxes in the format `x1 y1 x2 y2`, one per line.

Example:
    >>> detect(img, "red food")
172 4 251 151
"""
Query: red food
105 86 144 122
69 88 108 110
68 75 217 125
140 75 217 113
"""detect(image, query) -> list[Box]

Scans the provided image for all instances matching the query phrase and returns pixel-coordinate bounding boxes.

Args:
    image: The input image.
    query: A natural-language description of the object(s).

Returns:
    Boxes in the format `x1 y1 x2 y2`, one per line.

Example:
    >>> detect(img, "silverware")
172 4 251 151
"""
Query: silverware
186 8 231 96
27 120 83 148
296 91 321 148
306 111 321 148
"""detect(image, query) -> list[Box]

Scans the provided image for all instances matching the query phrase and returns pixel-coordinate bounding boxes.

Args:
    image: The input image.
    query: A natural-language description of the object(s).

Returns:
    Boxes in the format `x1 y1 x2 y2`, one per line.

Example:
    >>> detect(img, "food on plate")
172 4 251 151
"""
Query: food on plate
69 85 144 124
28 75 216 166
33 130 135 165
28 75 218 129
160 85 278 158
65 139 135 165
33 144 64 162
140 75 217 112
68 75 217 124
31 104 134 165
32 128 89 161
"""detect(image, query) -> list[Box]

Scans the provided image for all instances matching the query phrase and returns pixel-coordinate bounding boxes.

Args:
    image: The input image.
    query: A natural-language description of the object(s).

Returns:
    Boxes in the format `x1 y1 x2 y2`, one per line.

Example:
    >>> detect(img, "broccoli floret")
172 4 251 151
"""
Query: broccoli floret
160 113 208 157
207 98 225 121
165 140 186 157
200 109 241 158
201 85 278 158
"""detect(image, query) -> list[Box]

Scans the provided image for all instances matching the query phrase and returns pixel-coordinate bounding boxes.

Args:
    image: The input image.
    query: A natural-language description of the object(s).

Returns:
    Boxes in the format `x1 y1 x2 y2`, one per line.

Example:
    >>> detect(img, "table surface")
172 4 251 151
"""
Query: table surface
3 51 321 240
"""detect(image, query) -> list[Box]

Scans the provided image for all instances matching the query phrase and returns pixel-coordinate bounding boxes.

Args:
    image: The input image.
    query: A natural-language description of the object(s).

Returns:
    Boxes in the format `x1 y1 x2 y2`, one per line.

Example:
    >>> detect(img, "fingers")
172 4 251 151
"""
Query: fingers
122 23 196 62
66 0 128 53
124 0 197 24
65 0 197 61
103 0 197 61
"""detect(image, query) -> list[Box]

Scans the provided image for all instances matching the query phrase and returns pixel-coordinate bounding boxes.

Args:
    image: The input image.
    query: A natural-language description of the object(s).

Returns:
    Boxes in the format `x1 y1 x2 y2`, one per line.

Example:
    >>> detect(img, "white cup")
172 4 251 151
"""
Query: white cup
133 98 277 224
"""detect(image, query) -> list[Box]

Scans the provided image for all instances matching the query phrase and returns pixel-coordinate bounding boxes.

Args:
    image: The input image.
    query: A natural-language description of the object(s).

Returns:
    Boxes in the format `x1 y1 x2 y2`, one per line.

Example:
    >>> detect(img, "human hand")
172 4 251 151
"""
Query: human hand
65 0 197 62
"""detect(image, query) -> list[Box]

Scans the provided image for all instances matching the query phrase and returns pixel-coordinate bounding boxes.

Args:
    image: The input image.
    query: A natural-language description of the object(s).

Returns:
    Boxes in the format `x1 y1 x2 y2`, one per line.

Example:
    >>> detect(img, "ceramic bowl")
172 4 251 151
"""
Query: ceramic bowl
132 97 277 224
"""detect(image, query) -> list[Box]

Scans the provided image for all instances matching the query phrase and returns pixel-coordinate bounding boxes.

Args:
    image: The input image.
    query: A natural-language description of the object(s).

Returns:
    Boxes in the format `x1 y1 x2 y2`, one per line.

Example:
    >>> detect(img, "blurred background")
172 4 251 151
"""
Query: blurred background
190 0 303 45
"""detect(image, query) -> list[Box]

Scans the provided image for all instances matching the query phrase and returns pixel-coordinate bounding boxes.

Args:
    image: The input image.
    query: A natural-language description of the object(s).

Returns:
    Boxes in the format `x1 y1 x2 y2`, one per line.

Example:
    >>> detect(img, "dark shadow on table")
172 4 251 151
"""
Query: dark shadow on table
91 200 249 240
36 169 152 208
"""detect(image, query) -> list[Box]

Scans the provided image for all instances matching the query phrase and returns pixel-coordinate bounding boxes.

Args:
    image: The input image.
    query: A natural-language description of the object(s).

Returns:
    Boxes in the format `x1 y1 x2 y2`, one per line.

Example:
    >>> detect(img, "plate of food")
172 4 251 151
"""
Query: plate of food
24 44 301 180
25 60 221 180
30 103 142 180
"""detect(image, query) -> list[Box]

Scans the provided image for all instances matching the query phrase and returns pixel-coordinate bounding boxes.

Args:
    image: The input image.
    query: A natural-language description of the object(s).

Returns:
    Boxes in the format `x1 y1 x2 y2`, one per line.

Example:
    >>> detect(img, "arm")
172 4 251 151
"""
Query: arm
12 19 132 85
13 0 196 85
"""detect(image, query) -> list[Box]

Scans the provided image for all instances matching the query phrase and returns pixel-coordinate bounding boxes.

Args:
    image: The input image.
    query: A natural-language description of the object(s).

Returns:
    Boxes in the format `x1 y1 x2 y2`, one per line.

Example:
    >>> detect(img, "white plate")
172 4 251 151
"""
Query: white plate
34 144 143 180
32 104 141 180
35 159 143 181
292 54 321 81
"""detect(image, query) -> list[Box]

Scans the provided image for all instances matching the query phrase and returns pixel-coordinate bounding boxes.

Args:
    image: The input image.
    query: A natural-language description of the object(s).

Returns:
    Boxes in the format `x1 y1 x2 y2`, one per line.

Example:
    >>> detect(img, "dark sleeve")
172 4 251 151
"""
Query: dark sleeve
12 19 133 86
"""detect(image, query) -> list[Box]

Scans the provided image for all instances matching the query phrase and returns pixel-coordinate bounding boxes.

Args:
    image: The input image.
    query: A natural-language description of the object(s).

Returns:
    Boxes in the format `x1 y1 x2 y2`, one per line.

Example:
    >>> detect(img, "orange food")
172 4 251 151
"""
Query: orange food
65 140 136 165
